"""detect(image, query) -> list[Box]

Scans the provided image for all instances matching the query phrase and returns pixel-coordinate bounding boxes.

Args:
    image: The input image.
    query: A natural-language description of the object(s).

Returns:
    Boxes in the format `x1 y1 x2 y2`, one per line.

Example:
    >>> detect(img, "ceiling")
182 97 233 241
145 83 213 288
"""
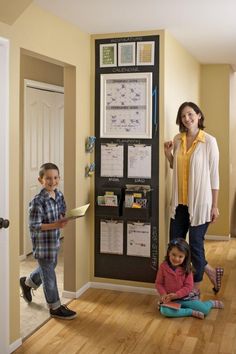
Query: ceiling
33 0 236 70
1 0 235 69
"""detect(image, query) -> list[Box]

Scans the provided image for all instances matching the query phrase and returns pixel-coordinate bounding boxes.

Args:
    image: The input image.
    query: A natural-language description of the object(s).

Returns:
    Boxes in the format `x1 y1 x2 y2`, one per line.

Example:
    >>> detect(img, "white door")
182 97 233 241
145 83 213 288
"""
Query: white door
0 37 9 354
24 81 64 255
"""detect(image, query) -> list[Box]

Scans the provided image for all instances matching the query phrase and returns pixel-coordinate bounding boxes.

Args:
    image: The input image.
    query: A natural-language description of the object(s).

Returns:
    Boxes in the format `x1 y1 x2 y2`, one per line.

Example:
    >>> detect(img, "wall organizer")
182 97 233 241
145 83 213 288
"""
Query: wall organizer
94 35 159 283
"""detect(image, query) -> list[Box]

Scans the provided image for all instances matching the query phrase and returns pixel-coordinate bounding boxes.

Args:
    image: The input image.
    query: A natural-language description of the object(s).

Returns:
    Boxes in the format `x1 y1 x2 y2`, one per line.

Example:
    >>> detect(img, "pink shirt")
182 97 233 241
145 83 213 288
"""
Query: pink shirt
155 261 194 299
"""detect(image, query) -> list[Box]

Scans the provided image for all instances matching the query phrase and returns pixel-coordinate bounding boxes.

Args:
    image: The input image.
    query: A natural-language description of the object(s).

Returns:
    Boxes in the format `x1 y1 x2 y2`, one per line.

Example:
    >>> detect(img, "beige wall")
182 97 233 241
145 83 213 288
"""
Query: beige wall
229 71 236 236
201 65 231 237
0 2 91 344
161 31 200 260
0 0 32 25
21 53 64 86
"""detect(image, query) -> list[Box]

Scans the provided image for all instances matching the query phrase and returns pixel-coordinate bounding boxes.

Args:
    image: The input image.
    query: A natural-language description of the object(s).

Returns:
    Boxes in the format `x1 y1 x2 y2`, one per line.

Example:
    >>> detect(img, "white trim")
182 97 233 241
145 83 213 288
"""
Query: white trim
62 282 90 299
62 290 77 299
9 338 22 353
205 234 230 241
0 36 10 354
24 79 64 93
63 281 156 300
90 282 156 295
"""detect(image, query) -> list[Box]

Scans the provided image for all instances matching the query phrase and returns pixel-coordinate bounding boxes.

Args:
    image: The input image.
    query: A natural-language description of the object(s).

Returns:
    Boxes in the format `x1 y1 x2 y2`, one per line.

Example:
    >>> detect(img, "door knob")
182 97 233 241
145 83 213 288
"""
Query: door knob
0 218 10 229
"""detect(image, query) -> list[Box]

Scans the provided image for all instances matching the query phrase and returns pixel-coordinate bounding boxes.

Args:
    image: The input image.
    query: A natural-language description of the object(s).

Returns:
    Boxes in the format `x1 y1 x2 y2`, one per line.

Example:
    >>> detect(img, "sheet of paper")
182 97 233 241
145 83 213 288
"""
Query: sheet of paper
100 220 123 255
62 203 90 221
100 144 124 177
127 222 151 257
128 145 152 178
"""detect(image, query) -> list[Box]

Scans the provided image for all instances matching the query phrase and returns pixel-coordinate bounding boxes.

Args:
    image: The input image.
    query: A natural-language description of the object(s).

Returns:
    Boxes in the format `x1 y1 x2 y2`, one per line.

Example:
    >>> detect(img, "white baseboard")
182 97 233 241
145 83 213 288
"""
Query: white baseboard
205 234 231 241
89 281 156 295
62 290 77 299
9 338 22 353
62 282 90 299
62 281 156 300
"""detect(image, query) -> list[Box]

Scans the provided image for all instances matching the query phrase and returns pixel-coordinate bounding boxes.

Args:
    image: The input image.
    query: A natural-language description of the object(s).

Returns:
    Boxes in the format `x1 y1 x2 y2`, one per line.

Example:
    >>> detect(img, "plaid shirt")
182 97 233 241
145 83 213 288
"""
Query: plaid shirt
29 188 66 261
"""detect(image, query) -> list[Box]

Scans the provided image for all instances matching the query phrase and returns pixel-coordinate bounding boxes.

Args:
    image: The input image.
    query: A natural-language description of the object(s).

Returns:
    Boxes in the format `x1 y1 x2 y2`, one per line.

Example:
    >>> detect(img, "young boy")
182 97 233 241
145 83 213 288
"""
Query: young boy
20 162 76 320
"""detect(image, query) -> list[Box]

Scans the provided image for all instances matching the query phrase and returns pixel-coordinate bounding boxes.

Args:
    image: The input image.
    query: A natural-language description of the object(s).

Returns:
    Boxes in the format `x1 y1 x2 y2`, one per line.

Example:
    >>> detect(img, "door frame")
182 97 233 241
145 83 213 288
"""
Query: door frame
23 79 64 257
0 36 10 353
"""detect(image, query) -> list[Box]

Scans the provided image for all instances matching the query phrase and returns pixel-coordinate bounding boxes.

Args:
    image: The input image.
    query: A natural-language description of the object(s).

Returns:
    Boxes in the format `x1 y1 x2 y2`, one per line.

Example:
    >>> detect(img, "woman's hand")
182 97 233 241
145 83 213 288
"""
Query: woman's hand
211 207 219 223
164 141 173 157
164 141 174 168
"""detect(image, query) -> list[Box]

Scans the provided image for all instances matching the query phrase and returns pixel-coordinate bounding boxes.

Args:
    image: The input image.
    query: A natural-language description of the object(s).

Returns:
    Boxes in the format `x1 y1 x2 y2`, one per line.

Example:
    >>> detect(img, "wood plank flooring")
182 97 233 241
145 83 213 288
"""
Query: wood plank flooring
14 239 236 354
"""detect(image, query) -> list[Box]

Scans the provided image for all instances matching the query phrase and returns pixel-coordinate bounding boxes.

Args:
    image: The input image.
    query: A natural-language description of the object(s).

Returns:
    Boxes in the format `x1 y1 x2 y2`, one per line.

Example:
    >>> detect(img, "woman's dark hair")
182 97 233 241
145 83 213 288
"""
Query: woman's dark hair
165 238 193 274
39 163 60 178
176 102 206 132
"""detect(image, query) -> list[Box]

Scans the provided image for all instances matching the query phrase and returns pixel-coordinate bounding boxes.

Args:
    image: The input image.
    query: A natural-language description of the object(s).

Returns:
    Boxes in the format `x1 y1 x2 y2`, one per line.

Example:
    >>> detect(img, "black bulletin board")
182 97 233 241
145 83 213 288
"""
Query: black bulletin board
94 35 159 283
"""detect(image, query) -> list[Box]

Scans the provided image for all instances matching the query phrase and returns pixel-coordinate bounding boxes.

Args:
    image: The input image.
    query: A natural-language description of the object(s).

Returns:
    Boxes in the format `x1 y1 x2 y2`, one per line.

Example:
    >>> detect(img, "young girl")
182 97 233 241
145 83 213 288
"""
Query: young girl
155 238 224 319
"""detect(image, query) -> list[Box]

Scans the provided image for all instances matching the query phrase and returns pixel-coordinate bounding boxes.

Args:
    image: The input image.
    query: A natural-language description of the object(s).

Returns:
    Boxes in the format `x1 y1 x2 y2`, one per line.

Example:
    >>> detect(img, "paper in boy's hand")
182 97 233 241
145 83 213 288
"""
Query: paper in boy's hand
64 203 90 220
160 302 181 310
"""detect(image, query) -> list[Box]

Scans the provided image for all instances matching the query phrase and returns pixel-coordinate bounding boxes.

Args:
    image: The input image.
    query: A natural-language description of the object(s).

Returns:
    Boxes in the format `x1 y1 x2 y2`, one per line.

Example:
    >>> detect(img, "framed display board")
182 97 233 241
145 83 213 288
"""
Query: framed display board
94 35 159 283
100 72 152 138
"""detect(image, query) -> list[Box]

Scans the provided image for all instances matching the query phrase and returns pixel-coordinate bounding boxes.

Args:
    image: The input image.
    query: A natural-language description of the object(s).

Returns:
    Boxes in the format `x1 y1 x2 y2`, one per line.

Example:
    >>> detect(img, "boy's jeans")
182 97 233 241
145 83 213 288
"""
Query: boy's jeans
25 256 61 310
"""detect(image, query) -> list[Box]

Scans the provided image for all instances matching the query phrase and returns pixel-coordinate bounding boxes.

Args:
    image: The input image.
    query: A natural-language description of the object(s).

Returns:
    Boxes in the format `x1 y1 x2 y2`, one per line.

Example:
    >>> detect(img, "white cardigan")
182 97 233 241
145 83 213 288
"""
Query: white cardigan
170 131 219 226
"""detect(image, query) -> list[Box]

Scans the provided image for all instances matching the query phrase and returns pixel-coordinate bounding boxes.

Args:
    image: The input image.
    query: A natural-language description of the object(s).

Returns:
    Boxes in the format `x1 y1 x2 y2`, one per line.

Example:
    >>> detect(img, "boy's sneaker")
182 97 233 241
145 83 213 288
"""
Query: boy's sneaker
20 276 33 303
50 305 77 320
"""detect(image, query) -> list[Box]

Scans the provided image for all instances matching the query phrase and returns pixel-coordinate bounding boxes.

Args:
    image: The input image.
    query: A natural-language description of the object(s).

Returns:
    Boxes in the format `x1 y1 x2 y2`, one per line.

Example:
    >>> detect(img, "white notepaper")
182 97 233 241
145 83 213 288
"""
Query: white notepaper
100 220 123 255
127 222 151 257
128 145 152 178
101 144 124 177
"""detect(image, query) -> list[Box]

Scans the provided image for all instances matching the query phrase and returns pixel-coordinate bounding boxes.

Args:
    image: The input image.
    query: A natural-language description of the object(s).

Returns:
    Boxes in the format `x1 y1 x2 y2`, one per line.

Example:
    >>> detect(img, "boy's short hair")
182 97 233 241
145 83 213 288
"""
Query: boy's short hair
39 163 60 178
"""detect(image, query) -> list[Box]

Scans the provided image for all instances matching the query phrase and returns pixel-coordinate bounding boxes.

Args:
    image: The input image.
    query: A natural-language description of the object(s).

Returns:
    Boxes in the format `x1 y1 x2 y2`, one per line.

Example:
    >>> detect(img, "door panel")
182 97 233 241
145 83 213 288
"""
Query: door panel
24 85 64 255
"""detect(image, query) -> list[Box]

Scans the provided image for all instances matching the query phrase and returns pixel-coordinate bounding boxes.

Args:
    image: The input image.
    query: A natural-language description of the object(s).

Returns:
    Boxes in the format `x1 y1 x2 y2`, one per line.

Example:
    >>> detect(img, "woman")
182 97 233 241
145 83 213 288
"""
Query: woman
164 102 223 294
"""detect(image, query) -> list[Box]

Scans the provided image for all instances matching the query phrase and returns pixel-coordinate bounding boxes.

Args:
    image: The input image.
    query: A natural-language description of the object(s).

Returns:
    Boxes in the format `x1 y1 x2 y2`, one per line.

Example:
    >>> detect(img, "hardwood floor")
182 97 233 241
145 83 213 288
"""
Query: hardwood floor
14 239 236 354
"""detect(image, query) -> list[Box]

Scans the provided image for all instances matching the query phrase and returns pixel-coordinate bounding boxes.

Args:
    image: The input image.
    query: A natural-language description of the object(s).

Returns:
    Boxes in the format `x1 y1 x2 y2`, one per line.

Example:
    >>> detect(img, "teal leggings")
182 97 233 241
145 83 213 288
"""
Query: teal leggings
160 300 213 318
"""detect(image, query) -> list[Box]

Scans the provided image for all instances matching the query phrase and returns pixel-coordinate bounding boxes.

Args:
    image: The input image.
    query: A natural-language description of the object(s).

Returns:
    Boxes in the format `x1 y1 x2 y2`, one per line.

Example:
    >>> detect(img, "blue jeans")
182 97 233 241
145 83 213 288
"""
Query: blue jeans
25 256 61 310
160 300 213 318
169 205 209 282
